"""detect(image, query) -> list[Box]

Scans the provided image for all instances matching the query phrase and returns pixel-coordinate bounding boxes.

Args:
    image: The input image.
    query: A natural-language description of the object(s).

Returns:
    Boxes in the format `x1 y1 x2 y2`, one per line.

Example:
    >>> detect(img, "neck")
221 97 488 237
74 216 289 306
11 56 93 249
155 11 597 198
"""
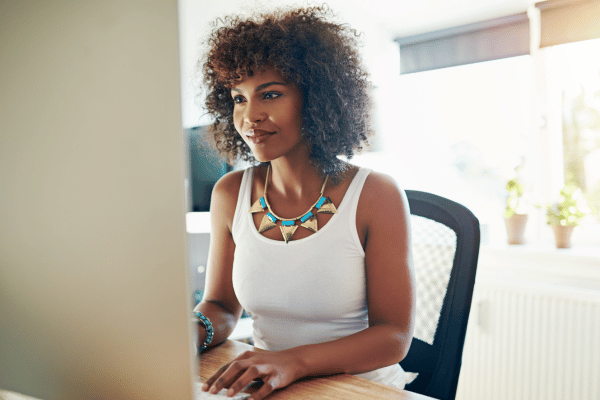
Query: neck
268 158 324 200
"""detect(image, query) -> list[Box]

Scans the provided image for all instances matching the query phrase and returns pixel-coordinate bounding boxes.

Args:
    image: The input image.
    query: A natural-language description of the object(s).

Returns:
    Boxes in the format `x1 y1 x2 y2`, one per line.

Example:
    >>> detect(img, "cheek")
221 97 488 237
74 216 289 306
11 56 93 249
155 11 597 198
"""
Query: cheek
295 110 303 129
293 109 303 133
232 109 243 133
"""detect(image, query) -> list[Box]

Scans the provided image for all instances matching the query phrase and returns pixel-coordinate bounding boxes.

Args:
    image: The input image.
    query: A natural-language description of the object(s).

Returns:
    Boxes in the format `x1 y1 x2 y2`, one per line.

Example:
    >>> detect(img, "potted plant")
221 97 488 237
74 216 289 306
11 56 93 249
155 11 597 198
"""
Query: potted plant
504 176 528 244
546 183 590 248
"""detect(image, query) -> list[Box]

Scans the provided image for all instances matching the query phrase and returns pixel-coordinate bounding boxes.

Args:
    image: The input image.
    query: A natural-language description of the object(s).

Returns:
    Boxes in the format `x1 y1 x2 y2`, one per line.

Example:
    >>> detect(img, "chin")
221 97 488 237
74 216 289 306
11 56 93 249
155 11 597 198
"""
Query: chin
258 157 280 164
249 148 284 163
250 152 273 163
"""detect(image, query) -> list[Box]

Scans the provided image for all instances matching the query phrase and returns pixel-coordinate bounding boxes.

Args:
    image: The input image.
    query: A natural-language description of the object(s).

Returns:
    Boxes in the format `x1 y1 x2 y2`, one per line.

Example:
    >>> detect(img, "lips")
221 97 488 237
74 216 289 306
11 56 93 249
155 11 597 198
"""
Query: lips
246 128 274 137
245 128 275 144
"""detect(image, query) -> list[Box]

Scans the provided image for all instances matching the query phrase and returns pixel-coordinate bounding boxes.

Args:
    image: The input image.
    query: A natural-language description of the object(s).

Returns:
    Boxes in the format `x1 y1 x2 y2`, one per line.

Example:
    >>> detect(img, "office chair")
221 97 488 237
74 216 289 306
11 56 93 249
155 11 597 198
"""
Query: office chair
400 190 480 400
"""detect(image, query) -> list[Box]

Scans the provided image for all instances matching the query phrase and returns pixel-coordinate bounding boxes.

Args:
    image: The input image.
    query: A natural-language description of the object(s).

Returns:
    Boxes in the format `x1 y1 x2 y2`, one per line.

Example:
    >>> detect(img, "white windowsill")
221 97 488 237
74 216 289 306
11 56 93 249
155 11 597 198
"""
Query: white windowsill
479 243 600 291
482 242 600 263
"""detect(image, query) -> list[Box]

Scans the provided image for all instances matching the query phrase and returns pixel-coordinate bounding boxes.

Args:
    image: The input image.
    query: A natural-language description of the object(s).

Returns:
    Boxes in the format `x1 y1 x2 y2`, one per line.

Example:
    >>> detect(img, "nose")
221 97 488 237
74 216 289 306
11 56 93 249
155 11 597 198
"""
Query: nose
244 99 266 123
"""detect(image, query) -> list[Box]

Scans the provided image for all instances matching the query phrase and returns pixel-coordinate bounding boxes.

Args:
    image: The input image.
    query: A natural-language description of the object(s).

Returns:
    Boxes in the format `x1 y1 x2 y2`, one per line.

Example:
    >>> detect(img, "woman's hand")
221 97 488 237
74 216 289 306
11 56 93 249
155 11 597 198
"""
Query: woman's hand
202 349 305 400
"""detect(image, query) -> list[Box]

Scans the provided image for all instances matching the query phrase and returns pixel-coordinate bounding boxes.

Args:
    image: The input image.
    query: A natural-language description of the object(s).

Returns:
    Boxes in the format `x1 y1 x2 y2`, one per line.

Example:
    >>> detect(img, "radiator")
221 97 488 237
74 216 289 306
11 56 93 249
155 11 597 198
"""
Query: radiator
456 281 600 400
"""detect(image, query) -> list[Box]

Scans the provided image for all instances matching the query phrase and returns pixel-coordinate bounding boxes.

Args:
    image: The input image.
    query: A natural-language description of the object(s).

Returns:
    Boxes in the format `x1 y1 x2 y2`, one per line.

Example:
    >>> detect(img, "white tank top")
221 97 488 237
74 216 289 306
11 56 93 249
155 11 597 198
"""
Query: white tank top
231 167 406 389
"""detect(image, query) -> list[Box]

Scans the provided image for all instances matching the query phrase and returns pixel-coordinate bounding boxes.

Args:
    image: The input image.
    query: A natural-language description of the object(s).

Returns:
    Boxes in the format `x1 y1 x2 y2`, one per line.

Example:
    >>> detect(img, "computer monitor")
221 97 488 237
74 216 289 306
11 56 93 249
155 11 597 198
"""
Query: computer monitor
0 1 197 399
187 126 231 213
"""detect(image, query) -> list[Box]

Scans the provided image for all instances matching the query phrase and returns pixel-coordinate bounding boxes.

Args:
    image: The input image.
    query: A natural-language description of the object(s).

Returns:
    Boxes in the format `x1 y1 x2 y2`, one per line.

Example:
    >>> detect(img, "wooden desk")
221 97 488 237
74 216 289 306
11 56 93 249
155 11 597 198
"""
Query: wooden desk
199 340 437 400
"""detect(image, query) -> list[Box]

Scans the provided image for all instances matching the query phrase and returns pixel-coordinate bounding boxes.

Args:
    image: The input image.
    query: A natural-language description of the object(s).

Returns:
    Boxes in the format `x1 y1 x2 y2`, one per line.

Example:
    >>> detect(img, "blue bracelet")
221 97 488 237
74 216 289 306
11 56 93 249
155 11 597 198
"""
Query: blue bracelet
195 311 214 354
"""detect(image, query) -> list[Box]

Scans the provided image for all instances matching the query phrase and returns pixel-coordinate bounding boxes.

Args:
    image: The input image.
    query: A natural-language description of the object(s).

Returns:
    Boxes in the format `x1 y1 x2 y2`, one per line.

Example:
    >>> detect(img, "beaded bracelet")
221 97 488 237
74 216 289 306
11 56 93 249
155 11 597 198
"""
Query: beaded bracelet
195 311 214 354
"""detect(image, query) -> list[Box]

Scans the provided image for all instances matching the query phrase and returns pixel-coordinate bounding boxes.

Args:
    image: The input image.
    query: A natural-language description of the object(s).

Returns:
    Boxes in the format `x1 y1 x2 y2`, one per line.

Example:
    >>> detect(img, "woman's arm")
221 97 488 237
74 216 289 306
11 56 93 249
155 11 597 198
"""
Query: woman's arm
194 171 245 350
203 171 415 399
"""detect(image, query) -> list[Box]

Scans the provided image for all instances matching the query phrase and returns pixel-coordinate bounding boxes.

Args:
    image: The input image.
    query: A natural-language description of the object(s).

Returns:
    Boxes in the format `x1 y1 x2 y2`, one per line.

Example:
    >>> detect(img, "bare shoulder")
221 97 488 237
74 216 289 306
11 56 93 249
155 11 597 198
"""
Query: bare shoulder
210 169 246 230
212 169 245 200
360 170 408 212
354 169 410 245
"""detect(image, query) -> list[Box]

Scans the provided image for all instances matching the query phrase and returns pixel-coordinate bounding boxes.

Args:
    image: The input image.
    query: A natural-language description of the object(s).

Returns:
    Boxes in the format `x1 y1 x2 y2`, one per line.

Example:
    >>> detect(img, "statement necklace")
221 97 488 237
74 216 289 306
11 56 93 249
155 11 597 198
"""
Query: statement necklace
249 165 337 243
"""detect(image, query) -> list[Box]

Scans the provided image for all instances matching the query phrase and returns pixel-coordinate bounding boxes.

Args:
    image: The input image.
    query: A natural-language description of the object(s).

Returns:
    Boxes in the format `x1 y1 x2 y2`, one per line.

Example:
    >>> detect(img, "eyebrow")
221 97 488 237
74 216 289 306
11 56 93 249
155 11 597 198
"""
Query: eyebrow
231 81 287 93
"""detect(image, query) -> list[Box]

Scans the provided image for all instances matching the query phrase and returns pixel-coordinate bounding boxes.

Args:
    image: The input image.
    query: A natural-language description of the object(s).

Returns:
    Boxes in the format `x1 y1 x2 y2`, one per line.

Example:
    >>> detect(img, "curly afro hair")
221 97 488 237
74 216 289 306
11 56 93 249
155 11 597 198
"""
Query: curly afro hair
200 5 373 177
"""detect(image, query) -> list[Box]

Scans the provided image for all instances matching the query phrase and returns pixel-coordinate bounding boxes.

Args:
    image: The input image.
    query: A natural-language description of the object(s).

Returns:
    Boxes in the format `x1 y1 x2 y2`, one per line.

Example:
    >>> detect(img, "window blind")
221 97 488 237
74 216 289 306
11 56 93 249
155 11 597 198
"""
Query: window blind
536 0 600 48
395 13 530 74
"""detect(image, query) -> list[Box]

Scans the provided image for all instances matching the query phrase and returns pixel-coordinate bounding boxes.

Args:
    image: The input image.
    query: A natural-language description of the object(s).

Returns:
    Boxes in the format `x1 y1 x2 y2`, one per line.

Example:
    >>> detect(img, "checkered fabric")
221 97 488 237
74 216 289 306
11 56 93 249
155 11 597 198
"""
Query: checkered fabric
411 215 457 344
405 215 457 384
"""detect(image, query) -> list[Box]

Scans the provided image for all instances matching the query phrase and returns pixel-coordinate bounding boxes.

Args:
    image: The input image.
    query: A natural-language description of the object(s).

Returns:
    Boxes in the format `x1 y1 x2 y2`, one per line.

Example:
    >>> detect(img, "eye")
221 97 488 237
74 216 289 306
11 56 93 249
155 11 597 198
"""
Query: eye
262 92 282 100
232 95 246 104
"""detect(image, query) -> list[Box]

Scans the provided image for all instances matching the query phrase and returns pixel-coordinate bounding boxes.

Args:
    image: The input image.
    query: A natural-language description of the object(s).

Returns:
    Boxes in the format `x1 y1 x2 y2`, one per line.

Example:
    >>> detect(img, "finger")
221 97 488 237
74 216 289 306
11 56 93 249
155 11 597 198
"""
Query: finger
225 364 266 397
247 378 276 400
204 351 256 392
202 363 230 391
209 360 248 394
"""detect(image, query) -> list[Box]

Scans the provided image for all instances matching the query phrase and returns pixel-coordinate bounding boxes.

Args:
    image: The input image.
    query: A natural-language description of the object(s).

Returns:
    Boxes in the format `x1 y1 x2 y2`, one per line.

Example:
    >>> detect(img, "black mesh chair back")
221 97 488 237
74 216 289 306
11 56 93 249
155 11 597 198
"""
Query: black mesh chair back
400 190 480 400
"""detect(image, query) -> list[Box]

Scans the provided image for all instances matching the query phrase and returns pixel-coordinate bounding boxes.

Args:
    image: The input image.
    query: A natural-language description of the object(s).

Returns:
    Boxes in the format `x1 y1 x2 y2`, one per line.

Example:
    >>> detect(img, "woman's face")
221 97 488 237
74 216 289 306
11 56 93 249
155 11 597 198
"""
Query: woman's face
231 67 304 163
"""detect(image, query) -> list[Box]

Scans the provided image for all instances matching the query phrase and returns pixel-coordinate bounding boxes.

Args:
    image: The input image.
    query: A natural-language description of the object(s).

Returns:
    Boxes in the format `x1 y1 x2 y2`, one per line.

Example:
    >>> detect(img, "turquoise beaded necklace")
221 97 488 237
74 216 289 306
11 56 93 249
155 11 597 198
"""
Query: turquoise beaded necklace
249 165 337 243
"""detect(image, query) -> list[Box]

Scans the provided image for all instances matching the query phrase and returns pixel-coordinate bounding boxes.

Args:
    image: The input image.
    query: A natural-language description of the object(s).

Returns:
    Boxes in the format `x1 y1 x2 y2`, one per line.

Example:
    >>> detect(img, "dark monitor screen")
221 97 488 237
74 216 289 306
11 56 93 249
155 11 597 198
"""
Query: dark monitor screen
187 125 232 212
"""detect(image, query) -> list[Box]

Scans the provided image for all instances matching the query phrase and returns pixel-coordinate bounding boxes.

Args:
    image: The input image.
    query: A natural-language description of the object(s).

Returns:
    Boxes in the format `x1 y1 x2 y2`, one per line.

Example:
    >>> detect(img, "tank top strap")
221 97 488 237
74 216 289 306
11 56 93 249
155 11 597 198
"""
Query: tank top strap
340 167 372 220
333 168 371 252
232 167 255 238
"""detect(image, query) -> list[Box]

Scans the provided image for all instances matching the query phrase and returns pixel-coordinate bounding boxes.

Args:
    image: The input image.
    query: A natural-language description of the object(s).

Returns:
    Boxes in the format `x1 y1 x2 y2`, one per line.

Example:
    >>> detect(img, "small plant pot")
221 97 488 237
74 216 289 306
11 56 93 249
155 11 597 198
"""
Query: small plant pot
551 225 575 249
504 214 528 244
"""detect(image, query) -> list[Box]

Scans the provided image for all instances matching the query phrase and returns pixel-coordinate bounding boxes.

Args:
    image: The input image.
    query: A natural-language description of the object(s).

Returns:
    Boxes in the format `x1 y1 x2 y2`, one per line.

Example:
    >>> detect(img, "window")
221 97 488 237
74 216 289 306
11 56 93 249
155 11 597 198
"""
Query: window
351 44 600 247
539 37 600 244
354 55 533 245
349 1 600 249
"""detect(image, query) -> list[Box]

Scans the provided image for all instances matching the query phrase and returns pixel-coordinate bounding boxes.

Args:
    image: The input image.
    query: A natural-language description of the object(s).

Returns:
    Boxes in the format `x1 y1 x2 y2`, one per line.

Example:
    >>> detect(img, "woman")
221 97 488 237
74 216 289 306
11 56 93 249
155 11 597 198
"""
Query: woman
195 6 415 399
